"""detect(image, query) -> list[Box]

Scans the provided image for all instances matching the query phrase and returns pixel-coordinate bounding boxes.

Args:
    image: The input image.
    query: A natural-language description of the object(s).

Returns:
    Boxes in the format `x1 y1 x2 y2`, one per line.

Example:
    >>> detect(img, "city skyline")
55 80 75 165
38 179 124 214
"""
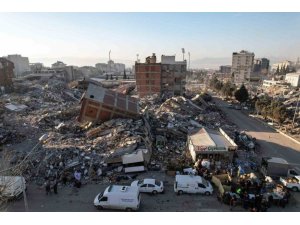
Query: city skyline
1 13 300 68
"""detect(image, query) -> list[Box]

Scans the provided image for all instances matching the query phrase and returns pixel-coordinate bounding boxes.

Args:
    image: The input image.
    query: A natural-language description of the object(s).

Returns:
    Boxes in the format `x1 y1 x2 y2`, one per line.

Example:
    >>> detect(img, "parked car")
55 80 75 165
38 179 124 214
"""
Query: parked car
280 176 300 192
235 105 242 110
94 185 141 211
174 175 213 195
131 178 164 194
227 104 234 109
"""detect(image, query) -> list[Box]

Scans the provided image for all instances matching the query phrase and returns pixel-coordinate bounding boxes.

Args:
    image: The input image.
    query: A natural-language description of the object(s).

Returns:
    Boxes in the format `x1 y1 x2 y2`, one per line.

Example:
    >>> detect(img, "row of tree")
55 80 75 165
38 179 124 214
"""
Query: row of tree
209 77 249 103
255 95 287 124
208 76 287 124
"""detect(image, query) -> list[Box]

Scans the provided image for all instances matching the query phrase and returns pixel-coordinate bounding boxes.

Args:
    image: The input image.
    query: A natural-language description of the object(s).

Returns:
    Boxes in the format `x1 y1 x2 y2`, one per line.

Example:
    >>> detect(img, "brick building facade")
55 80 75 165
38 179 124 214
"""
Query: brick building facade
135 54 186 97
78 83 139 123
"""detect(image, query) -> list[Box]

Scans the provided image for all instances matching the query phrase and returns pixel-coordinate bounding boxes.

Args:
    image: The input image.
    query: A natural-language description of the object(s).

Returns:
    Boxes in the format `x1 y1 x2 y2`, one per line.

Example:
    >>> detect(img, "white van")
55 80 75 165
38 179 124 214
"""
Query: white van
0 176 26 198
174 175 213 195
94 185 141 211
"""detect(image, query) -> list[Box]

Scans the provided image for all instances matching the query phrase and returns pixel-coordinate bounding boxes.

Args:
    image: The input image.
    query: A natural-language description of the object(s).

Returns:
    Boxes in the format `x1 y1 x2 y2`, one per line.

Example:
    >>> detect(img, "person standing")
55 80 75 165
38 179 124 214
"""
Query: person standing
53 179 58 194
74 170 82 188
230 195 237 211
45 179 51 195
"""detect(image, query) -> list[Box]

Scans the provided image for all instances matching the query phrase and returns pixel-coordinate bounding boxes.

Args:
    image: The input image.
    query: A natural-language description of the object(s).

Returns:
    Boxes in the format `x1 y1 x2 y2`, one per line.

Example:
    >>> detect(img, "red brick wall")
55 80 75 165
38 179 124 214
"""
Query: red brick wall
78 90 139 123
135 63 161 97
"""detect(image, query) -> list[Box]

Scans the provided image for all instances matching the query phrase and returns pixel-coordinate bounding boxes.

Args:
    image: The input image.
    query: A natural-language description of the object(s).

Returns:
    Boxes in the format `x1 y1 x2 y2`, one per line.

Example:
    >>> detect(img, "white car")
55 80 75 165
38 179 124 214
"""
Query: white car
131 179 164 194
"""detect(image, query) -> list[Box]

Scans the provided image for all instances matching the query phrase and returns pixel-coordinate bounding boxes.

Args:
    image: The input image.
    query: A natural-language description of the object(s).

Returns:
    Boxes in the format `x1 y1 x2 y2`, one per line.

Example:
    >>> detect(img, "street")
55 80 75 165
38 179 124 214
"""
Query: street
214 97 300 168
6 171 300 212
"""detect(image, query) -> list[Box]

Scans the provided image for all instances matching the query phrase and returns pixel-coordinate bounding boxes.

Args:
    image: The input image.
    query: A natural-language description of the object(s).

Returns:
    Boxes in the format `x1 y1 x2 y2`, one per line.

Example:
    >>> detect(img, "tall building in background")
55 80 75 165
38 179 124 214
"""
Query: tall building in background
219 65 232 74
135 53 187 97
95 60 125 74
253 58 270 75
232 50 255 84
6 54 30 77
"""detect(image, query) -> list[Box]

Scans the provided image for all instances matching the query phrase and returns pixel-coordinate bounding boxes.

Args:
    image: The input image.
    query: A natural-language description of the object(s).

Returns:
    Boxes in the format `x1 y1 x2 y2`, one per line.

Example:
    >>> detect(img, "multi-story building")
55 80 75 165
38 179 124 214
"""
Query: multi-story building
253 58 270 75
285 72 300 87
0 57 14 92
219 65 232 74
95 61 125 74
232 50 255 84
161 55 186 96
6 54 30 77
135 54 187 97
272 60 295 73
135 54 162 97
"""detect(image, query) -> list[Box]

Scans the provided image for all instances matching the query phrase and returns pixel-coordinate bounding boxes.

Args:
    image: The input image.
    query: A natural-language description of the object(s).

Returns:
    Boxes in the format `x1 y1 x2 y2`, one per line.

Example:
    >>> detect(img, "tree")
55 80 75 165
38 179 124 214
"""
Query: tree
285 65 290 74
105 74 108 80
123 70 127 79
276 65 280 75
234 84 249 103
110 74 113 80
221 81 233 97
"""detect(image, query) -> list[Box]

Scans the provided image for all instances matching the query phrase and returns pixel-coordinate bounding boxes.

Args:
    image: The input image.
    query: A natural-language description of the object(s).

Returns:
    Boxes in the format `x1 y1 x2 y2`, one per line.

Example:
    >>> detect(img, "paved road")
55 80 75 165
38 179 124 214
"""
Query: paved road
214 97 300 168
7 171 300 212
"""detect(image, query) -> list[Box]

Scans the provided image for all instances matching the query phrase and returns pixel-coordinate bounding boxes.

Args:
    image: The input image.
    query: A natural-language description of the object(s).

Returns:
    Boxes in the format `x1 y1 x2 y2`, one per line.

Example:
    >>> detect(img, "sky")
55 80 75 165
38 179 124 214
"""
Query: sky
0 13 300 69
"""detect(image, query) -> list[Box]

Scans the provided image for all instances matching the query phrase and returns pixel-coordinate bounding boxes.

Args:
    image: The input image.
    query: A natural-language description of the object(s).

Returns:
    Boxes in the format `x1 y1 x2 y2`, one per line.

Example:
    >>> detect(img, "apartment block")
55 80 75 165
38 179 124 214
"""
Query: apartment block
135 53 187 97
6 54 30 77
135 54 162 97
232 50 255 84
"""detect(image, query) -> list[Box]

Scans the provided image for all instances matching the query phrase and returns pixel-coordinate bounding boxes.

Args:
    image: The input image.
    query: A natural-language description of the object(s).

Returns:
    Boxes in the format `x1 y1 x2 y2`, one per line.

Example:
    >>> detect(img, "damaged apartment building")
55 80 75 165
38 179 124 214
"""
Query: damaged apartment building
135 53 187 97
0 57 14 93
78 83 140 123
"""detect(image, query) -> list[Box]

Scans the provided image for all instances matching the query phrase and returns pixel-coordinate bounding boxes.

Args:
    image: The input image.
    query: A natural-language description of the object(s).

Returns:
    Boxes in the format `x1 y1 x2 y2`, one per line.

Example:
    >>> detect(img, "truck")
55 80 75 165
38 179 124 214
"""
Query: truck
0 176 26 199
260 157 299 178
174 175 213 196
280 176 300 192
93 185 141 211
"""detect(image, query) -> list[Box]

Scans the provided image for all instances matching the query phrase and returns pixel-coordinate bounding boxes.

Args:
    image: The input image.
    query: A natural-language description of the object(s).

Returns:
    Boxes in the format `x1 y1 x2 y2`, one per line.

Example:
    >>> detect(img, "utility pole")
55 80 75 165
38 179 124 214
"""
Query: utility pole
292 94 300 128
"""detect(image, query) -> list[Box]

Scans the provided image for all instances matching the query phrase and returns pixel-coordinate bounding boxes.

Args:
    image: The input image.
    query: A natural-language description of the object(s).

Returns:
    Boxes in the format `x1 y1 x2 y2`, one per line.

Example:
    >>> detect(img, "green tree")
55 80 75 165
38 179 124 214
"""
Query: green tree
276 65 280 75
234 84 249 103
221 81 233 97
123 70 127 79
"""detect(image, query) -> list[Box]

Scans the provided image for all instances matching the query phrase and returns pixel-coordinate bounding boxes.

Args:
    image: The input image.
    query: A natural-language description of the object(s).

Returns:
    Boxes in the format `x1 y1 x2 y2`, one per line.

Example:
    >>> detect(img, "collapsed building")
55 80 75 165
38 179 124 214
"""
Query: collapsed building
78 83 140 123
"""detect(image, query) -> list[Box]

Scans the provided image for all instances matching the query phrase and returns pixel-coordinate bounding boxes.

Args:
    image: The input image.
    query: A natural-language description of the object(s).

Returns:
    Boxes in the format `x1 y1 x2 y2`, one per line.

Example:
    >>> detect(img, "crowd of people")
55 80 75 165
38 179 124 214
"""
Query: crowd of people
44 169 83 195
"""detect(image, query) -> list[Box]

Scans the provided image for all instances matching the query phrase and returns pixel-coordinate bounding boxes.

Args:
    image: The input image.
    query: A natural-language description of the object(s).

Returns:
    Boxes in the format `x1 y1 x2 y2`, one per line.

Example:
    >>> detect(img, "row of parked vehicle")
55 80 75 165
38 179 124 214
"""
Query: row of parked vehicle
93 174 214 211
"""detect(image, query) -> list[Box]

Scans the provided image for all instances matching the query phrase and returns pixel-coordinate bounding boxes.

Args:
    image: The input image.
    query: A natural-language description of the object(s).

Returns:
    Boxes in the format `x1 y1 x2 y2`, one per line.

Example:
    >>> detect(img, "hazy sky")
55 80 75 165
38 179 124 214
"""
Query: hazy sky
1 13 300 68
